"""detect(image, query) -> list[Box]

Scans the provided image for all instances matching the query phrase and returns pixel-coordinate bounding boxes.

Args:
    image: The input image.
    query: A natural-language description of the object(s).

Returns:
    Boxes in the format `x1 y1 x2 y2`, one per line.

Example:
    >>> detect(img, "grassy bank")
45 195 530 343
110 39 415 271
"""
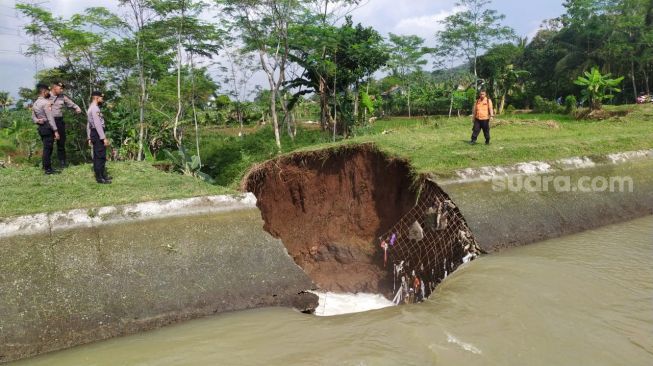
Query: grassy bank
1 104 651 218
0 162 232 218
299 104 653 177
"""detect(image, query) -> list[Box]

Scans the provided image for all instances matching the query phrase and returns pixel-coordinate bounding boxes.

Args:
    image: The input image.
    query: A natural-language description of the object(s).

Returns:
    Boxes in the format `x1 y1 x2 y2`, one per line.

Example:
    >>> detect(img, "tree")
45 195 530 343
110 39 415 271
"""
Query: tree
386 34 429 117
219 48 257 136
218 0 307 151
477 42 529 114
0 92 14 111
119 0 157 161
151 0 221 167
286 17 387 135
574 67 624 110
436 0 515 94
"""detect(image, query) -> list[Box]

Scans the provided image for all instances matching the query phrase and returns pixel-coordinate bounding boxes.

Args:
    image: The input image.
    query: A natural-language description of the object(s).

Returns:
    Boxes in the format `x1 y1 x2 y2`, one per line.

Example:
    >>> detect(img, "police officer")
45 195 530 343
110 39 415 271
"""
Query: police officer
87 91 111 184
50 82 82 168
31 83 60 174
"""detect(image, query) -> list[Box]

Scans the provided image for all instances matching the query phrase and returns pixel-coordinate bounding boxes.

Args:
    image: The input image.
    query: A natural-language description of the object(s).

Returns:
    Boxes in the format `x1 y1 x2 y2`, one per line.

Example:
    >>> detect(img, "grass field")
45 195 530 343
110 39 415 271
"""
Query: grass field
300 104 653 177
1 104 651 218
0 162 231 218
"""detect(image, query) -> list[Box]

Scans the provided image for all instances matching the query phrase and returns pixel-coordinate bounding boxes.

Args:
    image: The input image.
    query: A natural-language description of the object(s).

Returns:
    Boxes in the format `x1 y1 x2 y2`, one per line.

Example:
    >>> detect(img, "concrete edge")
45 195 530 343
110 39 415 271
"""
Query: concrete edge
437 149 653 184
0 193 258 239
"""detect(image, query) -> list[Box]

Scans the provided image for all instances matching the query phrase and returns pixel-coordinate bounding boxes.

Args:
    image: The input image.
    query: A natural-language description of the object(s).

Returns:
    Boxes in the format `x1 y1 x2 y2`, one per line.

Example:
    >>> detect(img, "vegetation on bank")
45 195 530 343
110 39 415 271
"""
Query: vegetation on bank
294 104 653 178
2 104 651 218
0 162 231 218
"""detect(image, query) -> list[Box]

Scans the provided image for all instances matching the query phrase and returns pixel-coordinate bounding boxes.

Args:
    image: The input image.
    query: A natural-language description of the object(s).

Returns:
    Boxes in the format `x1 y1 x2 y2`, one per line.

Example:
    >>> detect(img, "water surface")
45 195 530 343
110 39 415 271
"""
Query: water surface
15 216 653 366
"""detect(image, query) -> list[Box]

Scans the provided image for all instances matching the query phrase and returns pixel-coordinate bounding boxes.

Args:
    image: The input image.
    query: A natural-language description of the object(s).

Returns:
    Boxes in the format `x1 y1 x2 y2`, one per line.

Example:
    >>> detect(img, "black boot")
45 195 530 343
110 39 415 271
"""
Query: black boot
59 160 68 168
96 178 112 184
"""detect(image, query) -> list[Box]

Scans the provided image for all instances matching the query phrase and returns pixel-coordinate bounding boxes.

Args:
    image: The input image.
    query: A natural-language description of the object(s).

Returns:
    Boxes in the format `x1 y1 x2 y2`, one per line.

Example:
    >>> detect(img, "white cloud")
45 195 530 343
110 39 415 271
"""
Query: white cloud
393 5 466 40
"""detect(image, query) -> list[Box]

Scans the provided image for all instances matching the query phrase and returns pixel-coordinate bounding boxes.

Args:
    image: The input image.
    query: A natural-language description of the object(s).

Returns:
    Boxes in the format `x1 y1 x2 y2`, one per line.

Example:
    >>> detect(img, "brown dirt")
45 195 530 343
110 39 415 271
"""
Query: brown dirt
244 145 419 294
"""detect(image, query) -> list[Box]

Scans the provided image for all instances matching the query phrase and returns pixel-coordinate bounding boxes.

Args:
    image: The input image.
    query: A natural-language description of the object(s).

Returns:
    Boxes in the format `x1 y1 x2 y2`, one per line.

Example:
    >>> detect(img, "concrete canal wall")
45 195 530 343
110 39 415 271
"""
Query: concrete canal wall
0 195 316 363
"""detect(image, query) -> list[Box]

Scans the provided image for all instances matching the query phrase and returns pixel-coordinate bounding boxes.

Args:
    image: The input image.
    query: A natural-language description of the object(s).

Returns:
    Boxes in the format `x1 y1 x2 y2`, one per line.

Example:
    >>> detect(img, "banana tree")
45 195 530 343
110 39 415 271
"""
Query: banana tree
574 67 624 110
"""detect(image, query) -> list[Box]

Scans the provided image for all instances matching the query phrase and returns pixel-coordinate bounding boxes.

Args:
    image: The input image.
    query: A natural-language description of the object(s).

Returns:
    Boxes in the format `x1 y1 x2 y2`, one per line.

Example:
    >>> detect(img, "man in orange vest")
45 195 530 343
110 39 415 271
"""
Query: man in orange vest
470 90 494 145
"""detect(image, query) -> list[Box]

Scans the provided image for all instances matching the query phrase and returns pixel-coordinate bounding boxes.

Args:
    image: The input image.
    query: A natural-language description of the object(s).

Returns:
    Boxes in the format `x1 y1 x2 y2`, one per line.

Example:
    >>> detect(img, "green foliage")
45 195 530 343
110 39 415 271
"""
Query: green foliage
0 161 231 217
533 96 564 114
436 0 516 80
0 110 39 162
573 67 624 110
360 91 375 115
198 126 331 187
164 146 214 183
505 104 516 114
564 95 578 114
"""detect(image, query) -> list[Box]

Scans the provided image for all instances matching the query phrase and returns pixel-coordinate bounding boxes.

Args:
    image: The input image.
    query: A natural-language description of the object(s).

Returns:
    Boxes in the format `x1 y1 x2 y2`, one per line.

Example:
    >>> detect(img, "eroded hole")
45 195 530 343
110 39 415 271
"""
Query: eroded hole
245 145 481 313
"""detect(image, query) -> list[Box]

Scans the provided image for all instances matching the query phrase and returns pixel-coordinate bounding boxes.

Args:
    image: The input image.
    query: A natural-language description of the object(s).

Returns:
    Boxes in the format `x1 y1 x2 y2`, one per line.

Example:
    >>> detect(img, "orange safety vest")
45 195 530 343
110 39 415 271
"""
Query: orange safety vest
474 98 493 120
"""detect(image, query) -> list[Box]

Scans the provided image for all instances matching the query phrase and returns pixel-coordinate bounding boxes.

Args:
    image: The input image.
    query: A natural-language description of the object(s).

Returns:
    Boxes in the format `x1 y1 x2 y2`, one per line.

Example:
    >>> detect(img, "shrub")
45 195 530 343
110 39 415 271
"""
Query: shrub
505 104 516 114
533 96 564 114
564 95 577 114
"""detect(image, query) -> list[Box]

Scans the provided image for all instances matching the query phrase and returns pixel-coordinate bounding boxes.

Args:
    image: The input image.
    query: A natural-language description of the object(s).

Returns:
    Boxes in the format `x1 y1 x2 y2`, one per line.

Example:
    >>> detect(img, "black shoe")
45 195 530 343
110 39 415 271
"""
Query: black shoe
96 178 112 184
485 141 490 145
469 141 477 145
45 169 55 175
103 176 113 182
59 160 68 168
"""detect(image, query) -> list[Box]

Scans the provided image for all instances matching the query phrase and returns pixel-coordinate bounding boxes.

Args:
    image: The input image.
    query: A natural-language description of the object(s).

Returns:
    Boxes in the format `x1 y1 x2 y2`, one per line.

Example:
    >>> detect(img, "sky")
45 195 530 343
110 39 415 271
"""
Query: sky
0 0 565 98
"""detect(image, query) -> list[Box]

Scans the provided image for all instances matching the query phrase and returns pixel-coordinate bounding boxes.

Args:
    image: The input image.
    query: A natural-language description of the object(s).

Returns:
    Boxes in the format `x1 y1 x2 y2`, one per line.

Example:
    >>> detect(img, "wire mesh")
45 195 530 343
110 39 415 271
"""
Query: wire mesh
378 179 480 305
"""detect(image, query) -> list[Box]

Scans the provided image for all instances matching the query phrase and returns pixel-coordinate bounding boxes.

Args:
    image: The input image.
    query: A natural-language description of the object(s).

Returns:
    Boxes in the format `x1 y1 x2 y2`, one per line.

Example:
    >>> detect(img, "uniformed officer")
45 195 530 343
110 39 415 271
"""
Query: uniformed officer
87 91 111 184
31 83 60 174
50 82 82 168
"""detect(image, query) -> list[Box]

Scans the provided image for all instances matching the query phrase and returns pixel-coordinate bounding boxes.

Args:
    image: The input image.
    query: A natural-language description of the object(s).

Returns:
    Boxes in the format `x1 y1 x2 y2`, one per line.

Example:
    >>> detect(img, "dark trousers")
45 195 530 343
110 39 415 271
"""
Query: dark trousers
90 129 106 181
54 117 66 164
471 119 490 143
38 125 54 171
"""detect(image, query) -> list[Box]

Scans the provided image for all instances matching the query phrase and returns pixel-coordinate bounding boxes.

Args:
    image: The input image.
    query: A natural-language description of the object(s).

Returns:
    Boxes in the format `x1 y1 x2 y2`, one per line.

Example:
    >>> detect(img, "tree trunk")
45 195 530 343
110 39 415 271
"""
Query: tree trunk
319 77 328 131
173 6 185 147
499 94 506 115
353 82 359 124
137 43 146 162
190 52 201 168
258 50 281 150
448 90 454 118
269 88 281 150
407 86 412 118
332 63 337 142
631 60 638 101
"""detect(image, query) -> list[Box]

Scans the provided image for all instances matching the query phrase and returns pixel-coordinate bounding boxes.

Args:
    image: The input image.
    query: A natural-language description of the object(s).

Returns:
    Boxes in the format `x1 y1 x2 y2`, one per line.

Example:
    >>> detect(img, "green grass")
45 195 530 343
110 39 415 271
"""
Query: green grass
2 104 652 218
292 104 653 177
0 162 232 218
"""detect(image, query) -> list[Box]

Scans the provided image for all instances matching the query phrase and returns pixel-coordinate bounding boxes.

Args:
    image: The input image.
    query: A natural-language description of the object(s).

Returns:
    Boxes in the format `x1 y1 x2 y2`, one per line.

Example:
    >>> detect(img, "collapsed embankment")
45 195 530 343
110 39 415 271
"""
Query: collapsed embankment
244 145 481 299
244 145 653 298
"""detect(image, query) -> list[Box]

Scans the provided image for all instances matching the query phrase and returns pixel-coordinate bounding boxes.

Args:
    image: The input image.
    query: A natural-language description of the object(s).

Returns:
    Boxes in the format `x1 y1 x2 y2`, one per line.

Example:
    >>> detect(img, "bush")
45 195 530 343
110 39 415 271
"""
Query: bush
505 104 516 114
564 95 577 114
533 96 564 114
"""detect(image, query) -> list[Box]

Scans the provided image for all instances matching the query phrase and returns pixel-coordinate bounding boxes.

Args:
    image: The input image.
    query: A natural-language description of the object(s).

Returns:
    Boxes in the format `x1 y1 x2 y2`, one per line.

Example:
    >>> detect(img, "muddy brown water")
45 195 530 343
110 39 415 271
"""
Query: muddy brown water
13 216 653 366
